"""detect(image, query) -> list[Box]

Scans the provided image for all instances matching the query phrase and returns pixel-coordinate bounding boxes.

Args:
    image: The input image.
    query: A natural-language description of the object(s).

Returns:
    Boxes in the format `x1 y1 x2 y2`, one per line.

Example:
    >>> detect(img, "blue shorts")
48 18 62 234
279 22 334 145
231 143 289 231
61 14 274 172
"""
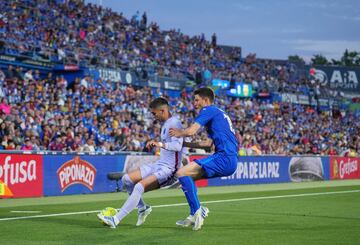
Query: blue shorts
194 153 238 178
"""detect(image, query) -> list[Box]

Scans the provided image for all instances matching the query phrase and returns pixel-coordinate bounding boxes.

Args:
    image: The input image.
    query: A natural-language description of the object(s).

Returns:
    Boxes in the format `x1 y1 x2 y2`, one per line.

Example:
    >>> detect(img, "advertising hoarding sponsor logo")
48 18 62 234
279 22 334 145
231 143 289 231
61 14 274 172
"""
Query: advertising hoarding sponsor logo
125 73 132 84
0 180 13 197
339 159 358 178
43 155 126 196
98 68 122 82
0 154 43 198
0 155 37 185
289 157 324 182
0 55 16 62
330 157 359 180
333 159 339 178
309 68 328 86
164 80 181 90
148 81 161 88
222 161 280 180
309 67 360 91
56 156 97 192
64 64 79 71
281 93 298 103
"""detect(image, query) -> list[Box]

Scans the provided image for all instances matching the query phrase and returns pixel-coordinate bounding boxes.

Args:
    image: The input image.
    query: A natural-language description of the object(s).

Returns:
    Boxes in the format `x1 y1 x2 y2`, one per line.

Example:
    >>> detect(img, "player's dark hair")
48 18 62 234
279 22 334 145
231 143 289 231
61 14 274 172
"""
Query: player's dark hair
194 87 215 102
149 97 169 109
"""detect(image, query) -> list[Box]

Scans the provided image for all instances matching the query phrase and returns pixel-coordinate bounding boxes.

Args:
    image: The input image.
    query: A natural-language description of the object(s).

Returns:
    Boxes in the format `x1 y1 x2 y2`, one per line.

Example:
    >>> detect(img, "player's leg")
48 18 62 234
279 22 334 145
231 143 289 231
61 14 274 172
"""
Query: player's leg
175 162 206 229
177 161 205 180
98 167 155 228
135 165 176 226
189 154 237 230
113 175 159 226
121 168 146 209
98 169 145 228
177 162 204 213
178 154 230 230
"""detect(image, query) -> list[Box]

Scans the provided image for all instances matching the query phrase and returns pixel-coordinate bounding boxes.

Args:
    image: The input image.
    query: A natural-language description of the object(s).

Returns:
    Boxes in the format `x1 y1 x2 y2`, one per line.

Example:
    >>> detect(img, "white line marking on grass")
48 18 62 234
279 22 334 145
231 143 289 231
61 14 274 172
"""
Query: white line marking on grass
0 189 359 222
10 211 42 214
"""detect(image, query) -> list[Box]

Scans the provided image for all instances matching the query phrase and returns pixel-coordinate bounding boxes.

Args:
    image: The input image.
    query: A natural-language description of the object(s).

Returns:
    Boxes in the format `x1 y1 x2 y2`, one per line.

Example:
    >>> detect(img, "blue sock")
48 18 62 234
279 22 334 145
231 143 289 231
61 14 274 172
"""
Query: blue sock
179 176 200 215
181 185 195 215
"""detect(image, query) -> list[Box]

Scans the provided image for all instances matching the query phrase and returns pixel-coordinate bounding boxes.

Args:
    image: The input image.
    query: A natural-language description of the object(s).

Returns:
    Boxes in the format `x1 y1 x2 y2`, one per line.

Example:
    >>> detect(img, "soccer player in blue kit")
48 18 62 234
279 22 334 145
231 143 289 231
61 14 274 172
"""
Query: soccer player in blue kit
169 87 238 231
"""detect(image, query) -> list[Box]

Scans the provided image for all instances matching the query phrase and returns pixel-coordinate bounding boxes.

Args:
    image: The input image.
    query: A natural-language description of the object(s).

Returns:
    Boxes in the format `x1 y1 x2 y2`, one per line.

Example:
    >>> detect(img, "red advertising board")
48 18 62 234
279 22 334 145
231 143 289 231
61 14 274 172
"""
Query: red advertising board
330 157 360 180
189 155 209 187
0 154 43 198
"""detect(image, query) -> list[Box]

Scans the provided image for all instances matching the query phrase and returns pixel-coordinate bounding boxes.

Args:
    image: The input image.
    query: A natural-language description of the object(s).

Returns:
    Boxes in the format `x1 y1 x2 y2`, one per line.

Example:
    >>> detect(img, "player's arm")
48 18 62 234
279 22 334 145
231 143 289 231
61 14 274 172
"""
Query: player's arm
169 123 201 138
183 138 213 150
163 120 184 151
147 137 183 152
146 123 183 152
162 136 183 152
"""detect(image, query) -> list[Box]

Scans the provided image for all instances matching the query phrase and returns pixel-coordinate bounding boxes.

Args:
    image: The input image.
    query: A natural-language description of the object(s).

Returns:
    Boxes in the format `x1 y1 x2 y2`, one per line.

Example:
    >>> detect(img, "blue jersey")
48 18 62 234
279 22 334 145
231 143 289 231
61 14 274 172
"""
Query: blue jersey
194 105 238 155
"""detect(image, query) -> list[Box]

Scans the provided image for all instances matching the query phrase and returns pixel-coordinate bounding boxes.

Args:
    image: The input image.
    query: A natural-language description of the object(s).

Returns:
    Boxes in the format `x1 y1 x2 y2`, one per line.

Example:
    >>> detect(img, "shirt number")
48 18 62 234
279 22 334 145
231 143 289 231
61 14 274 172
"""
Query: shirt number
224 114 235 134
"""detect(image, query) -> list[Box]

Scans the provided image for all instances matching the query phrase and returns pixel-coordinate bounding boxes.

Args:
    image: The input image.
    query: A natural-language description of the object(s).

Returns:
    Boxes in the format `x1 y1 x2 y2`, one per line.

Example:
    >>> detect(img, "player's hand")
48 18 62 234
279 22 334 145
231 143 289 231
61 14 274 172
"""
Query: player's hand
146 140 156 149
146 140 162 149
169 128 182 137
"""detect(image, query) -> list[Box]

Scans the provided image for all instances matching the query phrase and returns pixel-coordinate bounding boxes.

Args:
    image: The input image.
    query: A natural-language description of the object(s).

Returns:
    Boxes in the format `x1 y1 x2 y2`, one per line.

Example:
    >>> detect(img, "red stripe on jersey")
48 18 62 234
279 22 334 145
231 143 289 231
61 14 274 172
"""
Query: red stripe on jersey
175 151 179 170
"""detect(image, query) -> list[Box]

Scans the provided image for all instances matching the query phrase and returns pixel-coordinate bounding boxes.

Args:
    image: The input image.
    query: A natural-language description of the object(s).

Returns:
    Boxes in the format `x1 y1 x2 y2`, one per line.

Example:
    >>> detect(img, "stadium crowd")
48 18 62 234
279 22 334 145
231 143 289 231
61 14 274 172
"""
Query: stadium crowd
0 0 342 99
0 65 359 156
0 0 359 156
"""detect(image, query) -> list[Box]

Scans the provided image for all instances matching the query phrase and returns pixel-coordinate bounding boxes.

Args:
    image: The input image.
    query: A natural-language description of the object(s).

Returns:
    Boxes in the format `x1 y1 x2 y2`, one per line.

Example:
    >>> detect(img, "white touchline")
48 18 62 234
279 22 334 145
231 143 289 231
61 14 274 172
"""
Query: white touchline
0 189 359 222
10 211 42 214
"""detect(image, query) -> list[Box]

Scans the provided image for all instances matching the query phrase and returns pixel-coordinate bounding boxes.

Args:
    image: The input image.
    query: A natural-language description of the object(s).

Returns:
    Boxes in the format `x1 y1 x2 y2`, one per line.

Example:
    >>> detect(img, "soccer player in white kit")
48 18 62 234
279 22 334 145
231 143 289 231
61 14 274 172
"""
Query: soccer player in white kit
98 97 183 228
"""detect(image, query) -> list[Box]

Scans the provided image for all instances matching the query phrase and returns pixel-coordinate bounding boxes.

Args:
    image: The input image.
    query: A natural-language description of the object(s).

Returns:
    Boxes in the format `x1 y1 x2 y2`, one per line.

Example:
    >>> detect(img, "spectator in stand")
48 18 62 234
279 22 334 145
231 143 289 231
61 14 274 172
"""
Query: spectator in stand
6 139 16 150
21 137 33 150
82 138 96 152
49 133 66 151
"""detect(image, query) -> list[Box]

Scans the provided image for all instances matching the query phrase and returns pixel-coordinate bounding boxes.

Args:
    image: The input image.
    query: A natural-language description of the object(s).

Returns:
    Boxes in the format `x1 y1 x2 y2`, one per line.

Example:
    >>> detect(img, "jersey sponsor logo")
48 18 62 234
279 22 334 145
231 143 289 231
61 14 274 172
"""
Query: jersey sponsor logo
222 161 280 180
57 156 97 192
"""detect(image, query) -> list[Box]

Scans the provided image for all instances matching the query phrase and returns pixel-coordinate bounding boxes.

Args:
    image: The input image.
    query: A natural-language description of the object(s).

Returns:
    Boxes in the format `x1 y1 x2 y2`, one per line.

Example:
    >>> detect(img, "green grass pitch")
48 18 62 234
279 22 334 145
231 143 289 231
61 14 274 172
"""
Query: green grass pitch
1 180 360 245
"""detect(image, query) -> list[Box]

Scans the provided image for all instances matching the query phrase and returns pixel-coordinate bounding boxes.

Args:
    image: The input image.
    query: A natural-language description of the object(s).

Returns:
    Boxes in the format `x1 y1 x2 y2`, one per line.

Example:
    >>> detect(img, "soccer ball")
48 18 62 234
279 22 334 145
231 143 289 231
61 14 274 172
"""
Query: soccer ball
100 207 117 217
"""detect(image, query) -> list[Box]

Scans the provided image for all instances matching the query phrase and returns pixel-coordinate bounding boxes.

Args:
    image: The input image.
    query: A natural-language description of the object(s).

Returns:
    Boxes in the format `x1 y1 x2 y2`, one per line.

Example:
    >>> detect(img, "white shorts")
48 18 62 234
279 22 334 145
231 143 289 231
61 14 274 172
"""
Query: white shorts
139 162 177 188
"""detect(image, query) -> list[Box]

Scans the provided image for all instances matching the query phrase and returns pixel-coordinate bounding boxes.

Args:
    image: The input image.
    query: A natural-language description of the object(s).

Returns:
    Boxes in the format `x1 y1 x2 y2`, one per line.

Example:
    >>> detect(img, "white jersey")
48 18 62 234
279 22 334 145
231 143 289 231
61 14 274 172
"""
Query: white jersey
157 115 183 171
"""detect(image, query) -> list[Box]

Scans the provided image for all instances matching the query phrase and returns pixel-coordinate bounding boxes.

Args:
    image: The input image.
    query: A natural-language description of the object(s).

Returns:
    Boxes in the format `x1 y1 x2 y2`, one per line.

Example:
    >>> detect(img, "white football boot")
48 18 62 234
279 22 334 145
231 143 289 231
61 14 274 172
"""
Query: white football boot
136 205 152 226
